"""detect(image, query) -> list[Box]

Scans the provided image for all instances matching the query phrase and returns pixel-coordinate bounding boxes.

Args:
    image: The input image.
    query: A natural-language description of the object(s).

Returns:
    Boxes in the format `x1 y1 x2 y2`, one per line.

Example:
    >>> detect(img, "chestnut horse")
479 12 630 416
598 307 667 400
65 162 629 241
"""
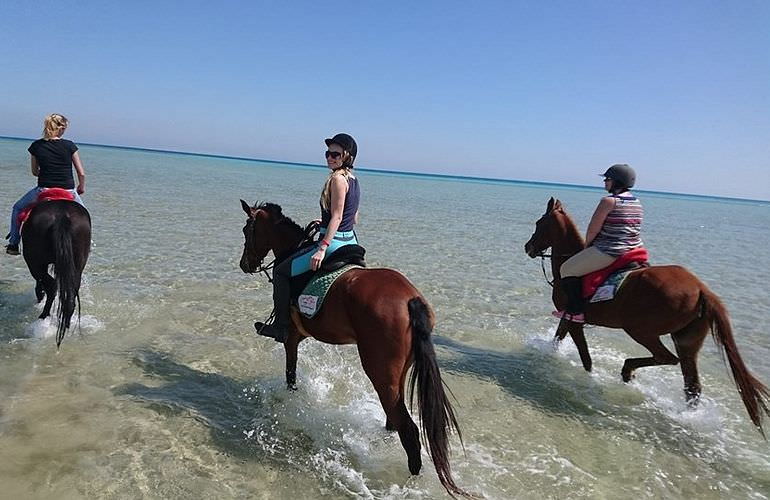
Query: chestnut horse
22 200 91 347
238 200 467 497
524 198 769 435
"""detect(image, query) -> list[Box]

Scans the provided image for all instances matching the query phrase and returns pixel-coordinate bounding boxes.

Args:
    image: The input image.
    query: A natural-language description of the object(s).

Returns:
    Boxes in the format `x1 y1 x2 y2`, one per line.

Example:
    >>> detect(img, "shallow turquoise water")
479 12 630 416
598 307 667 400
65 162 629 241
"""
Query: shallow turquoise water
1 137 769 499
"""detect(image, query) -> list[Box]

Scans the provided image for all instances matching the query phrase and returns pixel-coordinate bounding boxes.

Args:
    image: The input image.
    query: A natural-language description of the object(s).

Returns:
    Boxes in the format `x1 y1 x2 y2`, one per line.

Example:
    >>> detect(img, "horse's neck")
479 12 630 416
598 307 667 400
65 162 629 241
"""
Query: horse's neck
272 227 305 261
551 214 585 282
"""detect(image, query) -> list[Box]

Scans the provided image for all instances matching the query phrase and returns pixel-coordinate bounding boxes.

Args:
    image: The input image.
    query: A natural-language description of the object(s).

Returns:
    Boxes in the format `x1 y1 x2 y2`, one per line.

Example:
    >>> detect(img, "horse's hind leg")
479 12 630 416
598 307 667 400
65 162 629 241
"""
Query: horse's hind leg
358 346 422 475
672 318 708 405
38 272 56 319
376 385 421 475
621 332 680 382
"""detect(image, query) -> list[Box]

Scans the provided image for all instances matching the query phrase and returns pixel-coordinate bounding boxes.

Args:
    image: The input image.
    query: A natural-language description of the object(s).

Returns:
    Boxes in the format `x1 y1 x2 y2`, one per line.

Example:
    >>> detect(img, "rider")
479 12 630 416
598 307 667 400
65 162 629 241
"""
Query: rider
255 133 361 342
5 113 86 255
554 164 643 323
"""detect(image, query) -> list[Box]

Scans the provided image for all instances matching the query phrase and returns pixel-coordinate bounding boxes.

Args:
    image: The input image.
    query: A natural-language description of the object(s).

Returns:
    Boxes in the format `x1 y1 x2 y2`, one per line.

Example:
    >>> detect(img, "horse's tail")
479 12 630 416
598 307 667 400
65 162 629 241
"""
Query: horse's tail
407 297 467 497
703 290 770 436
52 213 79 347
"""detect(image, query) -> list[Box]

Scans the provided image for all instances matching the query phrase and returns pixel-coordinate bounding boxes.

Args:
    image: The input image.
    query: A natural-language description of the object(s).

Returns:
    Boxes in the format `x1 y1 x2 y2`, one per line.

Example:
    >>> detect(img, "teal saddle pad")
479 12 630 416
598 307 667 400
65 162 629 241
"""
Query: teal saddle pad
297 264 363 319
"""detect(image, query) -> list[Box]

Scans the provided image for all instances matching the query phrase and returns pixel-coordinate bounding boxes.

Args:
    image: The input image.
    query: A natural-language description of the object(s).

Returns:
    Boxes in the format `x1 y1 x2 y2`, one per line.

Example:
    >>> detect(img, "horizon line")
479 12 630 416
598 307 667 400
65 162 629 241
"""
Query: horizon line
1 135 767 205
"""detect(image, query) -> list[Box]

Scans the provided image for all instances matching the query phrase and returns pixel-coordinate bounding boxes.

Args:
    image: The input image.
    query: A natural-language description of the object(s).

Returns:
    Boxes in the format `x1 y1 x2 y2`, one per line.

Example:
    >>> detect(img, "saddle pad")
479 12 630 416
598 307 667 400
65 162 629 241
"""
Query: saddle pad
297 264 363 319
17 188 75 225
589 268 635 303
582 247 648 298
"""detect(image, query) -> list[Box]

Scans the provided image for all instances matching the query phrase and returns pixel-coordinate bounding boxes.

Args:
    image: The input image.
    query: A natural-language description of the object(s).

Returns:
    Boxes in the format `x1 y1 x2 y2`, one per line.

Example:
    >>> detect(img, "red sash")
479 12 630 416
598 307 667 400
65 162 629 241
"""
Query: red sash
17 188 75 225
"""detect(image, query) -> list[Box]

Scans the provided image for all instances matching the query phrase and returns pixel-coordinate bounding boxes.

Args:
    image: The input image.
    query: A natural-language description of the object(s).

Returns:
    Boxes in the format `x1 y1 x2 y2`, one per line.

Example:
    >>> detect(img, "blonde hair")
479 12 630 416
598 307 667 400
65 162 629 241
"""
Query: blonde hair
320 164 354 211
43 113 69 139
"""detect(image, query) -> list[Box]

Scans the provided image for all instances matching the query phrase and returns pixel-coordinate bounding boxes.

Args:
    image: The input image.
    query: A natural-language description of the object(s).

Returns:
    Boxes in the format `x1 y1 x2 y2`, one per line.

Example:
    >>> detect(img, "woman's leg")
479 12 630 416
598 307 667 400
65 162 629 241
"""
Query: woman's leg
560 247 615 277
71 190 85 208
557 247 616 320
257 246 317 342
8 187 42 246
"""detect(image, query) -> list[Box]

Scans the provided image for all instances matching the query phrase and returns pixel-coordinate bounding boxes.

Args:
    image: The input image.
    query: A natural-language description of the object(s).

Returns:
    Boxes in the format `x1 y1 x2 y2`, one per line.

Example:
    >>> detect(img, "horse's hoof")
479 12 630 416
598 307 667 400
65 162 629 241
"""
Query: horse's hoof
621 372 634 383
286 383 297 391
685 392 701 408
408 457 422 475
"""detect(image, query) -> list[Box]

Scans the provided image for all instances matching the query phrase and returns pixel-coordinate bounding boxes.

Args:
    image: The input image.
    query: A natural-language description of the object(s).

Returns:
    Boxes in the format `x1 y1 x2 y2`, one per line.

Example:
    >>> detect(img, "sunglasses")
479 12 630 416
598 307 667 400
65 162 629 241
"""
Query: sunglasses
325 150 342 159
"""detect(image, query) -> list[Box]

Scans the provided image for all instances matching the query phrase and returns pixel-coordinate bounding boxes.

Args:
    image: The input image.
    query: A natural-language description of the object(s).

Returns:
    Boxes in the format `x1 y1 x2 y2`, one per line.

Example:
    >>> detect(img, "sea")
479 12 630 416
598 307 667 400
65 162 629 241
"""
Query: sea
1 136 769 499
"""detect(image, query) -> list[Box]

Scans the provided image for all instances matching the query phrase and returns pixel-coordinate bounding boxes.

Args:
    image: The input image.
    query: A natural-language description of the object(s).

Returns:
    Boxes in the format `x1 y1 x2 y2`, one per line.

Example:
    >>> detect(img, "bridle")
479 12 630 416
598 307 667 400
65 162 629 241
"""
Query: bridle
245 214 321 284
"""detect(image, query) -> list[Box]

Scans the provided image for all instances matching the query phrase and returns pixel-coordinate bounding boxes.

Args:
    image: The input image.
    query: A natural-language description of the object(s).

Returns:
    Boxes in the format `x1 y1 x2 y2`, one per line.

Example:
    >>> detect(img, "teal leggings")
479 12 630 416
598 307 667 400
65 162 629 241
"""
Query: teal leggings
290 229 358 276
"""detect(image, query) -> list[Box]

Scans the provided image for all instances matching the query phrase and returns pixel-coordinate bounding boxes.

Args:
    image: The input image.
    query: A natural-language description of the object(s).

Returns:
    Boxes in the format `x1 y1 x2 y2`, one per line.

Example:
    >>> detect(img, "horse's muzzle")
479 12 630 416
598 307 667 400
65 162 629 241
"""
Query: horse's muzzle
524 242 538 258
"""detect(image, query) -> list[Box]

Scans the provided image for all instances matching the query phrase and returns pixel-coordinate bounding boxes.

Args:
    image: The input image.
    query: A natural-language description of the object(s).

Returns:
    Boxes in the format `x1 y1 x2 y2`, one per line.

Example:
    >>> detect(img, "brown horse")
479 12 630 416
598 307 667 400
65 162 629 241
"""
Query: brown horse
524 198 769 435
238 200 467 497
22 200 91 347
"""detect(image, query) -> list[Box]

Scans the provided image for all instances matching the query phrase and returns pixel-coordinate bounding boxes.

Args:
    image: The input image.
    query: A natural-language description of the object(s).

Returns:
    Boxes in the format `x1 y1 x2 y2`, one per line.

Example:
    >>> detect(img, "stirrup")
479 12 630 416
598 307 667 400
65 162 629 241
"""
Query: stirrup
552 310 585 323
254 321 287 343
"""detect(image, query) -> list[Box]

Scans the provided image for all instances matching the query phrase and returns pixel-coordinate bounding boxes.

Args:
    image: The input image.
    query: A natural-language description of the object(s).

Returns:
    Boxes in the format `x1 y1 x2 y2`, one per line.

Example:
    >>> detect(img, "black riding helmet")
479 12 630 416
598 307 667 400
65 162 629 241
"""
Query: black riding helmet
601 164 636 189
325 133 357 167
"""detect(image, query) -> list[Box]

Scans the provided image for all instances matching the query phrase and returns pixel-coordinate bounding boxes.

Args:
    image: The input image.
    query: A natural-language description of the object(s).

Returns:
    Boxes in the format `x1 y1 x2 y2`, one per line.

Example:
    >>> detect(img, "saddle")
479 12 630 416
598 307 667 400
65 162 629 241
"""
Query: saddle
17 188 75 226
582 247 649 301
289 244 367 304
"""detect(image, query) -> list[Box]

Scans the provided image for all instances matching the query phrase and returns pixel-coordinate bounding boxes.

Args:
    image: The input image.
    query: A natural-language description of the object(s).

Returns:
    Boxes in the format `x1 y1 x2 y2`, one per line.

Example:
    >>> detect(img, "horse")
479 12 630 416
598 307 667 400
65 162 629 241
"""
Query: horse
524 198 770 435
21 199 91 347
238 200 468 497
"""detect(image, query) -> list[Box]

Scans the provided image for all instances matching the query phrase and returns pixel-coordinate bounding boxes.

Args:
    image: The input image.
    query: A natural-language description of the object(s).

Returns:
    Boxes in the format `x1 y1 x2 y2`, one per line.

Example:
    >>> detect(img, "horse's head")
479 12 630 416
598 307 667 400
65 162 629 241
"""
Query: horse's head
239 200 307 274
239 200 273 273
524 197 567 258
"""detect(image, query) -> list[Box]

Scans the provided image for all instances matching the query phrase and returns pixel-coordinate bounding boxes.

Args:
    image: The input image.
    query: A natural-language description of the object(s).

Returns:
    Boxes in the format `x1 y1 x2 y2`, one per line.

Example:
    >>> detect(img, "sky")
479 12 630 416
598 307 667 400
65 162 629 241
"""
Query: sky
1 1 768 200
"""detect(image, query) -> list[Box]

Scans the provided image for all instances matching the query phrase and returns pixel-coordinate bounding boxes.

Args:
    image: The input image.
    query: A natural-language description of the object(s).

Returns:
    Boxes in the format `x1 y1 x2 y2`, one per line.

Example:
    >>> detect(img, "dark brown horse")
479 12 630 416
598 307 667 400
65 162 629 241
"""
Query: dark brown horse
234 200 467 495
524 198 769 435
238 200 467 497
22 200 91 347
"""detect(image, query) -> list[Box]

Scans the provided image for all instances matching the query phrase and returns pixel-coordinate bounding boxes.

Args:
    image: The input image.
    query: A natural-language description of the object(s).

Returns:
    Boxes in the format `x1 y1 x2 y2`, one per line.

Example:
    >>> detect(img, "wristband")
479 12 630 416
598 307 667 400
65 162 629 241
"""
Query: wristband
319 239 331 248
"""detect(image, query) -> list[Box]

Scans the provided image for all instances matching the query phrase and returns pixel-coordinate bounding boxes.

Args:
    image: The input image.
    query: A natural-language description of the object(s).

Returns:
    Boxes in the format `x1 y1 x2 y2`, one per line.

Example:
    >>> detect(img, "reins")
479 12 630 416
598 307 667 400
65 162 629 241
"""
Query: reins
539 253 555 287
536 251 572 288
251 218 321 284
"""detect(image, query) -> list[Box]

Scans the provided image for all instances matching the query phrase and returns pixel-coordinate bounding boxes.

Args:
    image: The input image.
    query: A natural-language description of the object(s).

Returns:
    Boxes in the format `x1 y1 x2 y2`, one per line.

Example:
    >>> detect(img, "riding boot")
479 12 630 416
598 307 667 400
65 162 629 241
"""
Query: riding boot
562 277 585 316
254 259 291 343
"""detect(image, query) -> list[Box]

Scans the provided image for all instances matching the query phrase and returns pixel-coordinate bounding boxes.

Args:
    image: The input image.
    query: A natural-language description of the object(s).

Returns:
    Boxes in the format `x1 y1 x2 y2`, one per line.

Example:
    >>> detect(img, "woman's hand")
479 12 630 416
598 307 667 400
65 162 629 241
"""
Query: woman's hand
310 247 326 270
76 183 85 195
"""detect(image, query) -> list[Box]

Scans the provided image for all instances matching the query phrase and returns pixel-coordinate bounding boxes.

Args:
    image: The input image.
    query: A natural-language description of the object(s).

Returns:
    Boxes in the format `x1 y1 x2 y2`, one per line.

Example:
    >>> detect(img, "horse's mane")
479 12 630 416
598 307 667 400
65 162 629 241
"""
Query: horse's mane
553 203 586 249
256 202 305 239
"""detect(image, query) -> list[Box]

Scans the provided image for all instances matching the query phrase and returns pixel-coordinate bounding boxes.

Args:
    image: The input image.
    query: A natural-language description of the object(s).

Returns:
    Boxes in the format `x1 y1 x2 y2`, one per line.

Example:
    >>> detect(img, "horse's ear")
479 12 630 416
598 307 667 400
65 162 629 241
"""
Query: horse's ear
546 197 555 213
554 199 562 210
240 199 252 216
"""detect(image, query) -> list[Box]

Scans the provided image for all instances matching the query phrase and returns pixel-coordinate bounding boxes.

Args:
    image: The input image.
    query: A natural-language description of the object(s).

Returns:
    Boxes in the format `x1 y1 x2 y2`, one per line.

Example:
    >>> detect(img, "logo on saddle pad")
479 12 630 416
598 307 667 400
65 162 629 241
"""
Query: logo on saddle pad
297 264 363 319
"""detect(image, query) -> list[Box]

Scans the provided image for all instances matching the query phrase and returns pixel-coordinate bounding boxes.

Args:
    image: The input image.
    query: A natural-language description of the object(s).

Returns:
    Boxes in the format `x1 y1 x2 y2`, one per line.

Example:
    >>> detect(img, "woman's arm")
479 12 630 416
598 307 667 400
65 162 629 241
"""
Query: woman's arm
30 155 39 176
310 175 347 270
585 196 615 246
72 151 86 194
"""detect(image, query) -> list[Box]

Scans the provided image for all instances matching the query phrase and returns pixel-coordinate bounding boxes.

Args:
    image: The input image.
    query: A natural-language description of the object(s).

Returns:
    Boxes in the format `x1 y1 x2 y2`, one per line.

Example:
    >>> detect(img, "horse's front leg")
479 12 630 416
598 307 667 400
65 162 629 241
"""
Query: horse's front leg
35 279 45 303
569 323 592 372
284 326 305 391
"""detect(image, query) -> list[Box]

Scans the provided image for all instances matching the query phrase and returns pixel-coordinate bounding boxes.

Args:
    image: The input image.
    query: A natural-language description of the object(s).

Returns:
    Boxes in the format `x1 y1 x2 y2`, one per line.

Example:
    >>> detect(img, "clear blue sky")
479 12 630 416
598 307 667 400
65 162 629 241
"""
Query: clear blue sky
1 1 768 200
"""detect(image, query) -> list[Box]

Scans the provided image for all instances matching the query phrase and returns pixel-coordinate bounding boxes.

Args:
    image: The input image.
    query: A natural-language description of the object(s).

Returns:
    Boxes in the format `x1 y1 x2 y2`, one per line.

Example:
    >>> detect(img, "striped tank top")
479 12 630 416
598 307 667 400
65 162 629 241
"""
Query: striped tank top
592 194 644 257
